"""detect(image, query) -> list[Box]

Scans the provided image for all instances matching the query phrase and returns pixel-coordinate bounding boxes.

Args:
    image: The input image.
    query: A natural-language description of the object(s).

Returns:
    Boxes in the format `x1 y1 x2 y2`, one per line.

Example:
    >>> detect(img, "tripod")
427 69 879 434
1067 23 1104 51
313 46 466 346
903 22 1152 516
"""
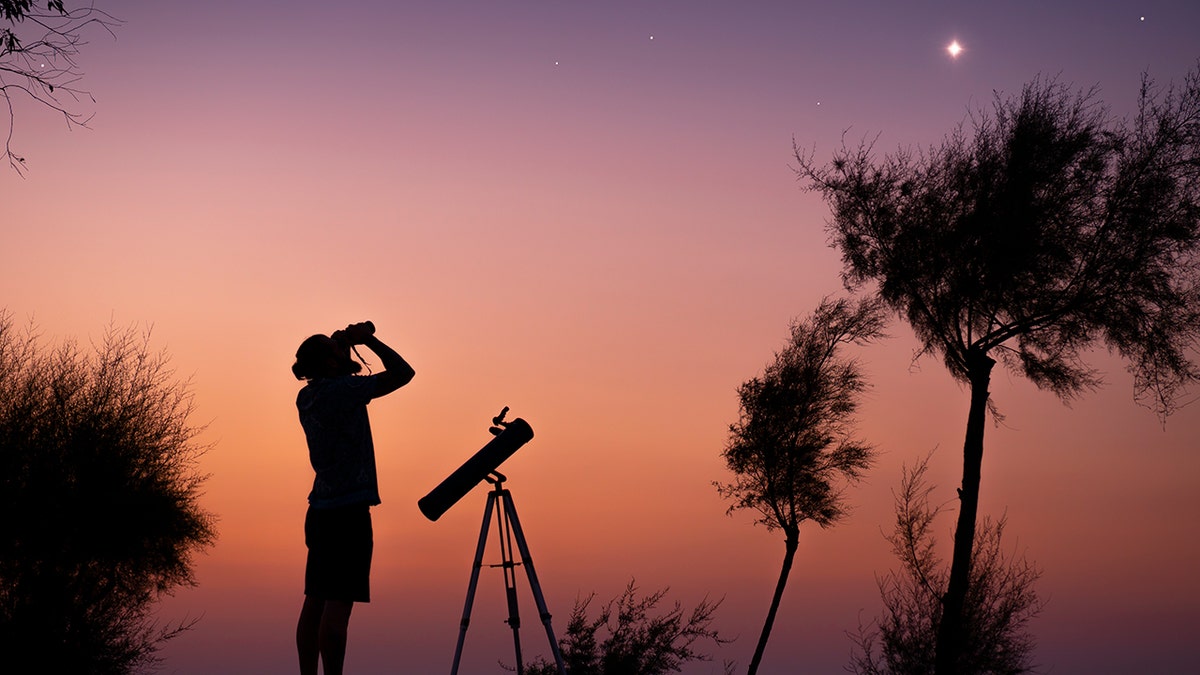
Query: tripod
451 471 566 675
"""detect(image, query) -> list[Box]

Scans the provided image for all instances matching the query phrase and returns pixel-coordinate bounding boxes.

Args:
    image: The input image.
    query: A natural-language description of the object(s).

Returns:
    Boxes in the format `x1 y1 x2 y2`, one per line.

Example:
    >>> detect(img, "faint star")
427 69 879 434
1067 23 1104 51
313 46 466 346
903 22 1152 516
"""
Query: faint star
947 40 963 58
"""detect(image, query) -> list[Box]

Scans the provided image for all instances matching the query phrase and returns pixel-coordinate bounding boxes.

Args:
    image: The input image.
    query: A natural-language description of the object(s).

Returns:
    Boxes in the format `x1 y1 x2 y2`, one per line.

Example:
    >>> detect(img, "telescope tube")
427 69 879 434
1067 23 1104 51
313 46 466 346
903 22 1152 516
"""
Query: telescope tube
418 418 534 521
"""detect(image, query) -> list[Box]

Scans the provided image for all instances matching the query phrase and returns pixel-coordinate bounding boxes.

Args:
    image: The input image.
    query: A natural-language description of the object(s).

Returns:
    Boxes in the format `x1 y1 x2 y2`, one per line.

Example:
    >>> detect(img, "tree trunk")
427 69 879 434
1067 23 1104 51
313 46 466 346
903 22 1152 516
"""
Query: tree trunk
747 531 799 675
934 349 995 675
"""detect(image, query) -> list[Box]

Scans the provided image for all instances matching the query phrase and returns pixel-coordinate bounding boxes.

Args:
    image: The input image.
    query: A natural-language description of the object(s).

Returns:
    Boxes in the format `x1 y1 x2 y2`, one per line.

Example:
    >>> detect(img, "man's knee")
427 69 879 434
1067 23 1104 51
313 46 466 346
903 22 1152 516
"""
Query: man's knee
320 600 354 637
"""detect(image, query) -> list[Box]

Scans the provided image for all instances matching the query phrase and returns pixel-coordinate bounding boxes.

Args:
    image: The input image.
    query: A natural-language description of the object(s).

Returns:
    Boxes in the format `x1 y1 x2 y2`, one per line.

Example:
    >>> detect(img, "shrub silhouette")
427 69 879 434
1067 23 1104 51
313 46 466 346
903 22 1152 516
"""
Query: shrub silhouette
0 313 216 674
522 580 731 675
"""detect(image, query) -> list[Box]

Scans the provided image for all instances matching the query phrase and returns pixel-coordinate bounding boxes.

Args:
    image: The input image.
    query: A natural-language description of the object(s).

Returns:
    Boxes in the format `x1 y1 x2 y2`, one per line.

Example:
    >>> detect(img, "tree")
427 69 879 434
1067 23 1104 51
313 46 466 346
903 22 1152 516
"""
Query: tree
716 296 886 675
0 312 216 674
1 0 118 173
795 66 1200 672
523 580 732 675
848 452 1043 675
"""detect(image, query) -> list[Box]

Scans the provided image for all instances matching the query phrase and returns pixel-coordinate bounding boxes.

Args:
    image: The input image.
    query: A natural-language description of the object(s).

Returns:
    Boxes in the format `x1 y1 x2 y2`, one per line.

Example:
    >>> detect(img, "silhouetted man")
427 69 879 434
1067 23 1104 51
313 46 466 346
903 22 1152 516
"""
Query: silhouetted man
292 322 415 675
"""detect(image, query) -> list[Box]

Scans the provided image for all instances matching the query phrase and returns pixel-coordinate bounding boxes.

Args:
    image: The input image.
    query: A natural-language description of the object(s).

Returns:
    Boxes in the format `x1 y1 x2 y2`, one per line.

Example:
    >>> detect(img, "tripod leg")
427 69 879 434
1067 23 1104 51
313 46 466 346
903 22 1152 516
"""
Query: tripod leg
451 490 497 675
503 496 567 675
496 490 524 673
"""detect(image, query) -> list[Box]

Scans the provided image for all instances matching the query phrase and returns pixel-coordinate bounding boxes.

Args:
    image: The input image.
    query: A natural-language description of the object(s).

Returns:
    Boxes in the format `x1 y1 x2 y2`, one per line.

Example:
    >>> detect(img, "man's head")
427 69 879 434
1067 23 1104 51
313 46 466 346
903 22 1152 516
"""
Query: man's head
292 334 362 380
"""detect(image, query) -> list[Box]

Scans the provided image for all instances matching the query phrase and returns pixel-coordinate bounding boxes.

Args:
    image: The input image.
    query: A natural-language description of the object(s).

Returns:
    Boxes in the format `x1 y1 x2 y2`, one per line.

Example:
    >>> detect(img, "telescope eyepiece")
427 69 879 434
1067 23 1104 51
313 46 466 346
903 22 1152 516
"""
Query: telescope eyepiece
492 406 510 426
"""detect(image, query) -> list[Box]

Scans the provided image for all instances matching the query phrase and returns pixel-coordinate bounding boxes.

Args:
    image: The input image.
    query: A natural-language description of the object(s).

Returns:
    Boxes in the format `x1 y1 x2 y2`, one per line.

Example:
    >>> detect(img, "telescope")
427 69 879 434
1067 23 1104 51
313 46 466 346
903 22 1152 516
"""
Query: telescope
418 407 534 521
419 407 567 675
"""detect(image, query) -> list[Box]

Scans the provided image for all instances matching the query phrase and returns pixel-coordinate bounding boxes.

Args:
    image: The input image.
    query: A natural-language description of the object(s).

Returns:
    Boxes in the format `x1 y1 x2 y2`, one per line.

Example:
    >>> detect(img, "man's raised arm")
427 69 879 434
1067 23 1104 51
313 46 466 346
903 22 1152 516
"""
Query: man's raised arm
363 335 415 397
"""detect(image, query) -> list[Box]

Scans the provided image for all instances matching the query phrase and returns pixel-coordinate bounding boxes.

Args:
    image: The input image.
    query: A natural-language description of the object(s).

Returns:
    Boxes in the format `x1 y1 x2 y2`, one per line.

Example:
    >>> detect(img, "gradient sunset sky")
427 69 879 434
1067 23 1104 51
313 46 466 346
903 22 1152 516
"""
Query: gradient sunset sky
3 1 1199 673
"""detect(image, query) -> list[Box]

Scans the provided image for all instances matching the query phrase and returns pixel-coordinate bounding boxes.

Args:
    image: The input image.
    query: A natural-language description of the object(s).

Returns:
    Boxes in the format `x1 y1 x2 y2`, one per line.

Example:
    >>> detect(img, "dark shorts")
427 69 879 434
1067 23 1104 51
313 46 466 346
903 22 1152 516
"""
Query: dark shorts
304 503 373 603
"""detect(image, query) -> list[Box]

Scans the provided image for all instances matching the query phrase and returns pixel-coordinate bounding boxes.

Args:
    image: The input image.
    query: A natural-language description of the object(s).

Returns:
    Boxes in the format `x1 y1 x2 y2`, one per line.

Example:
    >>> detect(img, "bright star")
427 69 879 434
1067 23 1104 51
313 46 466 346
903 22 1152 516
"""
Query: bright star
947 40 963 58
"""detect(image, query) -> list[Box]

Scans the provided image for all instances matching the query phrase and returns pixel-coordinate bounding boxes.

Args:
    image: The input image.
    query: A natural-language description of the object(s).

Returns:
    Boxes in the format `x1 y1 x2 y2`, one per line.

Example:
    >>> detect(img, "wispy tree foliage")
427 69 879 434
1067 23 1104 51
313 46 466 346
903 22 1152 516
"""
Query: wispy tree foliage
1 0 118 172
849 453 1043 675
0 312 216 674
795 65 1200 672
523 580 732 675
717 296 886 675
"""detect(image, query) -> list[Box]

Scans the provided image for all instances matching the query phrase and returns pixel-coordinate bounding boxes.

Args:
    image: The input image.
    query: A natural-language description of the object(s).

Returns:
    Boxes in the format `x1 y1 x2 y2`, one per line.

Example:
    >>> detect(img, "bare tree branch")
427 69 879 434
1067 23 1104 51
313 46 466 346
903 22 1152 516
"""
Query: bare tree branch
1 1 119 173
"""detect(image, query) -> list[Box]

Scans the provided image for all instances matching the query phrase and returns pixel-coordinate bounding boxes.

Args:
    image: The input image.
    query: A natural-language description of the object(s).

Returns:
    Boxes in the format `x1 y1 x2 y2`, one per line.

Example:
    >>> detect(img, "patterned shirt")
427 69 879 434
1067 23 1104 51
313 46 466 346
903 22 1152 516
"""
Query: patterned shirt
297 374 382 509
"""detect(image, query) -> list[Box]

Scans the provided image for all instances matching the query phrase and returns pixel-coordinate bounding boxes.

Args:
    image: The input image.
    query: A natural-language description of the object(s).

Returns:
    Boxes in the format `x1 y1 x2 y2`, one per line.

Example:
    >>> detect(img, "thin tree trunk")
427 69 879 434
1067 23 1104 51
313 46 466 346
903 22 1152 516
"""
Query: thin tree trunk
747 531 799 675
934 349 995 675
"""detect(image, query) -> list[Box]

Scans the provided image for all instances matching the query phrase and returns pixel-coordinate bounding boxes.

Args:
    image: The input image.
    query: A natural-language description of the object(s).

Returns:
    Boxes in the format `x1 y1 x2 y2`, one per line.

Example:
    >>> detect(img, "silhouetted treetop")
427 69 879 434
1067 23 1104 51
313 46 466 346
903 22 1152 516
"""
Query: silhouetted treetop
719 296 885 532
796 66 1200 417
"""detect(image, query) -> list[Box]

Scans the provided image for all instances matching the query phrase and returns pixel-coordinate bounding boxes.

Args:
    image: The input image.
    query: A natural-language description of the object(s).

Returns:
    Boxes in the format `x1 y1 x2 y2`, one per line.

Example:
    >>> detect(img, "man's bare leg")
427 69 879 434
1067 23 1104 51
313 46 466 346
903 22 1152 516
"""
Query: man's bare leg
297 596 323 675
318 599 355 675
298 597 355 675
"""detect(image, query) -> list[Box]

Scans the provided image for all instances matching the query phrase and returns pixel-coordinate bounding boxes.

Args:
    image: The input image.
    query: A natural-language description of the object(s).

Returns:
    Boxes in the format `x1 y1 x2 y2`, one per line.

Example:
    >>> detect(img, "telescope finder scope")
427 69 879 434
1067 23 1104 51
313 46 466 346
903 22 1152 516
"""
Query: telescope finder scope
418 416 534 521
